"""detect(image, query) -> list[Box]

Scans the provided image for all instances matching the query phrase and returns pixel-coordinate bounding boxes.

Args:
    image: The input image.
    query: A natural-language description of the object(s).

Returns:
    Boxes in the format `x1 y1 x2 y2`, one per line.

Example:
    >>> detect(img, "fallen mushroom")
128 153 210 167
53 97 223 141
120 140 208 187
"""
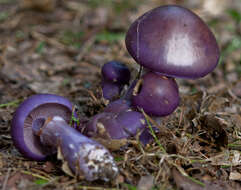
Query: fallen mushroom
84 90 154 147
85 109 146 140
11 94 118 181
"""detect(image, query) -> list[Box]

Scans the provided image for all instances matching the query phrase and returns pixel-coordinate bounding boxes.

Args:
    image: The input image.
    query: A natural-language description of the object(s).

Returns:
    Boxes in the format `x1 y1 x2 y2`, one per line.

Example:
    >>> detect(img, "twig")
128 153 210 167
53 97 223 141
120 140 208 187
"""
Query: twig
178 106 184 127
2 168 10 190
228 88 241 103
141 109 173 136
75 26 105 62
77 186 119 190
75 35 96 62
31 168 53 180
31 31 77 53
0 7 21 30
87 90 98 103
21 170 51 181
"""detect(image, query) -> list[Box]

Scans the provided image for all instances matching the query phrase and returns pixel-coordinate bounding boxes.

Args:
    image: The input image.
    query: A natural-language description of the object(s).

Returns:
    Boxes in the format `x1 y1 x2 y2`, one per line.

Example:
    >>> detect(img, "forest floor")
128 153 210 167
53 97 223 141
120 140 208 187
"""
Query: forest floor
0 0 241 189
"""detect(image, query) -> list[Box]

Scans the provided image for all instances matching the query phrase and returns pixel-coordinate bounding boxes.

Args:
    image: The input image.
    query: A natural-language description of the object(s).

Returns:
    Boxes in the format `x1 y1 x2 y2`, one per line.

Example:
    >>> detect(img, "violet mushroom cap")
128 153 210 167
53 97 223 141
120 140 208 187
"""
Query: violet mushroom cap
103 99 131 114
125 5 220 79
11 94 74 161
85 110 146 140
102 61 131 84
132 72 179 116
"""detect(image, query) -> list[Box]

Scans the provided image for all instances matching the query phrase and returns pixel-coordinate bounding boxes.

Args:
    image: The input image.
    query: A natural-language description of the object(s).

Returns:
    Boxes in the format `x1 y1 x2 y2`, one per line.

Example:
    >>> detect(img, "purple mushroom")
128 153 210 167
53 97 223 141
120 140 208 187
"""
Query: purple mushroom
11 94 118 181
101 61 131 101
101 80 123 101
11 94 73 161
131 72 179 116
85 79 154 146
103 99 131 114
84 109 147 142
102 61 131 84
125 5 220 79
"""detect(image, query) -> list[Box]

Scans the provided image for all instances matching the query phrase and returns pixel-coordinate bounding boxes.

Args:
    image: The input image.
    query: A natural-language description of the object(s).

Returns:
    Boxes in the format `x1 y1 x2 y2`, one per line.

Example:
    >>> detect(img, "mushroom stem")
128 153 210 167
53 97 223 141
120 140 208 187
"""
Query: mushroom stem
33 116 118 181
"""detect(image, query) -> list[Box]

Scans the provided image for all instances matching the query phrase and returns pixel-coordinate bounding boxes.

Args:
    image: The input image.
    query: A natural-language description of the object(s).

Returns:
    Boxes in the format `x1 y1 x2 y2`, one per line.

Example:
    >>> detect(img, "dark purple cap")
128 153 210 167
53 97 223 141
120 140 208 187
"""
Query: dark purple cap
101 61 131 84
125 5 220 79
103 99 131 114
132 72 179 116
85 110 146 140
11 94 74 161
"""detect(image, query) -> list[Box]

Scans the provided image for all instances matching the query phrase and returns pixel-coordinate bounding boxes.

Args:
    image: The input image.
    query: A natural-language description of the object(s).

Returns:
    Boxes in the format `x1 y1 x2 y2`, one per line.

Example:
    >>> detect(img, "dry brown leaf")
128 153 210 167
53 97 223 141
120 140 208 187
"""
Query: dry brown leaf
209 150 241 166
21 0 57 12
92 137 128 151
137 175 154 190
229 172 241 181
199 114 228 148
172 168 203 190
200 95 230 113
232 81 241 98
173 168 234 190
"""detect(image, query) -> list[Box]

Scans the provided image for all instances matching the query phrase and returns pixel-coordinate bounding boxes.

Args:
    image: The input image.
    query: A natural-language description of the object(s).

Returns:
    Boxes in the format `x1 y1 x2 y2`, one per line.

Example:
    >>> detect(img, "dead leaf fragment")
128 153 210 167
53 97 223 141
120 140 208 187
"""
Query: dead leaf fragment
137 175 154 190
172 168 203 190
229 172 241 181
92 137 128 151
201 96 229 113
232 81 241 97
21 0 57 12
202 0 229 16
199 114 228 148
210 150 241 166
172 168 234 190
43 161 55 173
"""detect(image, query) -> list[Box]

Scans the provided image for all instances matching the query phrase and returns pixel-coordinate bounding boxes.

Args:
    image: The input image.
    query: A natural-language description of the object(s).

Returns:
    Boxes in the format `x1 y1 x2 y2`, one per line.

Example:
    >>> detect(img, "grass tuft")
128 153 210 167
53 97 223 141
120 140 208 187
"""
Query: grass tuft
0 99 22 108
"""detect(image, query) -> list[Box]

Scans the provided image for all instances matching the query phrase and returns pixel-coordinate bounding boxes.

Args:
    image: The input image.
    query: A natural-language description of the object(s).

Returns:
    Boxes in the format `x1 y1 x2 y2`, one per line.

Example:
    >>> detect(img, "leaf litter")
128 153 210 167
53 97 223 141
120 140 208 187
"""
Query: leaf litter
0 0 241 189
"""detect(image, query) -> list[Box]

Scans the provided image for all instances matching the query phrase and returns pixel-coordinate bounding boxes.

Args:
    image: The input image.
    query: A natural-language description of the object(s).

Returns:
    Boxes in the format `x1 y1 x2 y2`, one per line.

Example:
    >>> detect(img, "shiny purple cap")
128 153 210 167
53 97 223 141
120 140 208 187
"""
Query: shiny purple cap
125 5 220 79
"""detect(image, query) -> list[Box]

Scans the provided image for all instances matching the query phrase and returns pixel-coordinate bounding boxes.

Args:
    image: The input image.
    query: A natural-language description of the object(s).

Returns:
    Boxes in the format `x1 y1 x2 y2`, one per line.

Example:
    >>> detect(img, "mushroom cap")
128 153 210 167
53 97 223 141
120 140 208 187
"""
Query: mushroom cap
132 72 179 116
125 5 220 79
11 94 74 161
85 110 146 140
101 61 130 84
103 99 131 114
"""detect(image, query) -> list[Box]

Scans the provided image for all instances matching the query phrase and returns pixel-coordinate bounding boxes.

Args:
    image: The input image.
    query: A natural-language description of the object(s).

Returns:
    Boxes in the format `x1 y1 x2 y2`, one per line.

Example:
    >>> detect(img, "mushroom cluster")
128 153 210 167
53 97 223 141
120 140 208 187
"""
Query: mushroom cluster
11 5 219 182
125 5 220 116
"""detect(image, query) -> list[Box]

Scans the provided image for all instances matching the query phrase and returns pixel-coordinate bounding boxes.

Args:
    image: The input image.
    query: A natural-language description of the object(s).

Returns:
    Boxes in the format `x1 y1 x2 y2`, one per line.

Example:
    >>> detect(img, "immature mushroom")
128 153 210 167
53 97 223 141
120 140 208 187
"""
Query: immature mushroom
11 94 118 181
102 61 131 84
102 79 138 114
125 5 220 79
101 61 131 101
132 72 179 116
